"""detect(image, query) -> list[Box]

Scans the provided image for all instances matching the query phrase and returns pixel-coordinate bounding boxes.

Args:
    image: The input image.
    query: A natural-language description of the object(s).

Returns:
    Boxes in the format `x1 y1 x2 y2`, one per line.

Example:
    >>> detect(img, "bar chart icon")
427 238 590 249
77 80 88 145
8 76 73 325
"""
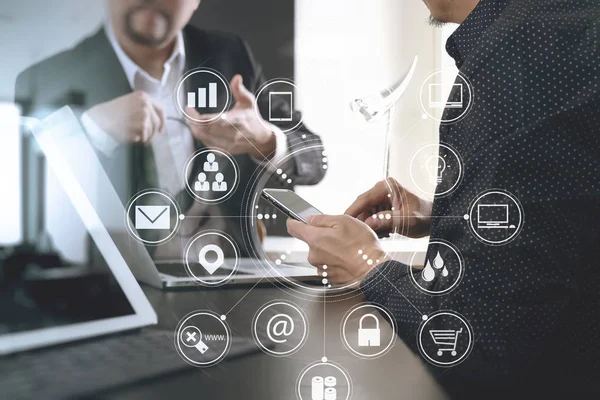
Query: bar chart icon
187 83 218 108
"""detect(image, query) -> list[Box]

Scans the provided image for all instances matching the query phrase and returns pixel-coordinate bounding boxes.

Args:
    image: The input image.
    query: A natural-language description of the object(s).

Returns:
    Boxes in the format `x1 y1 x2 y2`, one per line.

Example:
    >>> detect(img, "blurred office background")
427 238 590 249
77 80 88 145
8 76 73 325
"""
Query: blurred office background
0 0 457 258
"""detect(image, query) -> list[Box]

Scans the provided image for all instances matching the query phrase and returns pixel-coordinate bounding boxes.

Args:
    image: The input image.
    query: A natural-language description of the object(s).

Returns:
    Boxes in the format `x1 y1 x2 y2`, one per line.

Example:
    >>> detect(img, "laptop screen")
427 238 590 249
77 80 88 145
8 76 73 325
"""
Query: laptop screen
0 154 134 335
0 109 156 355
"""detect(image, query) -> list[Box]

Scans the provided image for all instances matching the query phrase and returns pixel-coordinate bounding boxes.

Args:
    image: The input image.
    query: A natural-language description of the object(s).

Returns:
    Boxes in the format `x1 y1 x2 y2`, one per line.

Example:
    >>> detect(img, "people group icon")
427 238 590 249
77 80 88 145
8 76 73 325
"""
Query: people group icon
194 153 228 193
203 153 219 172
212 173 227 192
194 172 210 192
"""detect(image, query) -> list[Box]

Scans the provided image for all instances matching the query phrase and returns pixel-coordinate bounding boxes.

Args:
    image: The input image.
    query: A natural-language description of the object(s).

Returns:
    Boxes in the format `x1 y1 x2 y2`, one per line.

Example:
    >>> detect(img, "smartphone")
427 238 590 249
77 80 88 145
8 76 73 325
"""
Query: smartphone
261 189 322 223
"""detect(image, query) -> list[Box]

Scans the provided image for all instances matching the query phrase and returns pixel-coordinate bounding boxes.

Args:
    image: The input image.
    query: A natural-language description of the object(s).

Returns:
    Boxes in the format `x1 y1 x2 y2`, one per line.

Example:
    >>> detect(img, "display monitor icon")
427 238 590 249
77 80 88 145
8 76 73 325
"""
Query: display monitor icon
428 83 463 109
477 204 512 229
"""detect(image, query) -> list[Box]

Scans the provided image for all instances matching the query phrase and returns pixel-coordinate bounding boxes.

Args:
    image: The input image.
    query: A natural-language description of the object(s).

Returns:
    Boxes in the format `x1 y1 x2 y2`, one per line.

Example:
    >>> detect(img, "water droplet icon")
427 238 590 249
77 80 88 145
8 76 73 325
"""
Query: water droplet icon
422 260 435 282
433 252 444 269
441 266 449 277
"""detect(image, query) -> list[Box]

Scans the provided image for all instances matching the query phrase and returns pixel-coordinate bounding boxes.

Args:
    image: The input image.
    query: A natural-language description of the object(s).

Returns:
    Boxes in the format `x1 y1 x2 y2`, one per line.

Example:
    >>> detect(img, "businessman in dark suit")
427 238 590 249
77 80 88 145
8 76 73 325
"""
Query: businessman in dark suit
15 0 325 256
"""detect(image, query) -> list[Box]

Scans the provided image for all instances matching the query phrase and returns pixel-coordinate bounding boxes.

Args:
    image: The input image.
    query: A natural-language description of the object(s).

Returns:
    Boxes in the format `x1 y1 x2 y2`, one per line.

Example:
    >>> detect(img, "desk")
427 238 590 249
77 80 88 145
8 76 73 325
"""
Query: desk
105 284 448 399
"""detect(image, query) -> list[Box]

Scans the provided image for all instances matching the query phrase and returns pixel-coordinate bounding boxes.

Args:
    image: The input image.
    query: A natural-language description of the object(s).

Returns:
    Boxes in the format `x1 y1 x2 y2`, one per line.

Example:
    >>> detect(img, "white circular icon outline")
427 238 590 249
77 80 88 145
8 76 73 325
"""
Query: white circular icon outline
183 148 240 204
124 189 181 246
175 68 231 124
409 142 464 198
252 300 309 357
419 70 474 124
184 230 240 287
340 303 397 359
467 189 524 246
244 144 391 296
175 311 231 367
254 79 304 134
241 143 399 302
417 310 474 368
408 240 465 296
296 361 353 400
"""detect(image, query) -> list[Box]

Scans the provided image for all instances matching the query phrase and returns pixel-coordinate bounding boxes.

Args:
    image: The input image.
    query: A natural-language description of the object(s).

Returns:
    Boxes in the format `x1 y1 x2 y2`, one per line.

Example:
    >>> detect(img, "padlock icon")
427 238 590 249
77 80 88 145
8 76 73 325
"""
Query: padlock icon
358 313 381 347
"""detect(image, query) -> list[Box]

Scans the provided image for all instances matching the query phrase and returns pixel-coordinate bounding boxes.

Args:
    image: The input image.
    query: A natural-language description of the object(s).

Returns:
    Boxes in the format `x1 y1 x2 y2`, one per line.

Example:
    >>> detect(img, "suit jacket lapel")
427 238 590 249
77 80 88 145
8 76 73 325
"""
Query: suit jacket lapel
79 27 132 107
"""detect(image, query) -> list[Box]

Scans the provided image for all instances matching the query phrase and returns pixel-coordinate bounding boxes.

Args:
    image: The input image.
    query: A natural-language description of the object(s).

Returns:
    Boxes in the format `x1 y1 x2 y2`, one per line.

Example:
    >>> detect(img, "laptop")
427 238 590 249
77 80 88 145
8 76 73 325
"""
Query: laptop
35 107 319 290
0 112 258 398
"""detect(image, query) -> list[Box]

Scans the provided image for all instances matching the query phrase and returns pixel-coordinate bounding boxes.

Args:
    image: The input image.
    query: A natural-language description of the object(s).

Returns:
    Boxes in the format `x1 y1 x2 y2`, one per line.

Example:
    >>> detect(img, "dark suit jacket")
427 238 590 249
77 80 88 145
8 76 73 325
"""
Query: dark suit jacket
15 25 325 256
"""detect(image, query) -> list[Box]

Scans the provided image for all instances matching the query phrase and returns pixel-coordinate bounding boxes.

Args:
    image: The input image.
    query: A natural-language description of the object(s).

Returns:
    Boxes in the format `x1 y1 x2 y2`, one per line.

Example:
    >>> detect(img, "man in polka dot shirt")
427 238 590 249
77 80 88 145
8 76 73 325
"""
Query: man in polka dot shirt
289 0 600 398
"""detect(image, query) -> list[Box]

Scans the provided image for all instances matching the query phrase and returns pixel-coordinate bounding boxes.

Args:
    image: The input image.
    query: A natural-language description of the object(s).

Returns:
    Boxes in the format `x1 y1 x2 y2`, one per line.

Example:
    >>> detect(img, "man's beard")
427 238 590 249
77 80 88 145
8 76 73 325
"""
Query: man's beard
428 15 447 27
124 5 172 47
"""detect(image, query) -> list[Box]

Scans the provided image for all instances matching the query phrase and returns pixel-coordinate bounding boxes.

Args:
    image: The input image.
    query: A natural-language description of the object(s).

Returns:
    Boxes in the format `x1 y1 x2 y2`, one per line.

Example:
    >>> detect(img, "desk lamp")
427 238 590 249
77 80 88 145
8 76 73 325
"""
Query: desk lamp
350 56 418 179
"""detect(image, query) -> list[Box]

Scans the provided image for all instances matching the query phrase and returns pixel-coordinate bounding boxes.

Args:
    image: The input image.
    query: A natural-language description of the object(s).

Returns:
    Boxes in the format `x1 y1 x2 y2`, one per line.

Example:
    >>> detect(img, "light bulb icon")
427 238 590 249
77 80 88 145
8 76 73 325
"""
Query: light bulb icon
425 155 446 186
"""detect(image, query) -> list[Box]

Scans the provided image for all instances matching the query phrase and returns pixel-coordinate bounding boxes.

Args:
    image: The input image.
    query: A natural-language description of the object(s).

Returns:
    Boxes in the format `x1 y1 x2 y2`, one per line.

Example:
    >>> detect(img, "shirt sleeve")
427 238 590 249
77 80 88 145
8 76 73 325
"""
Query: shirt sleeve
359 196 591 391
81 112 120 156
250 125 289 170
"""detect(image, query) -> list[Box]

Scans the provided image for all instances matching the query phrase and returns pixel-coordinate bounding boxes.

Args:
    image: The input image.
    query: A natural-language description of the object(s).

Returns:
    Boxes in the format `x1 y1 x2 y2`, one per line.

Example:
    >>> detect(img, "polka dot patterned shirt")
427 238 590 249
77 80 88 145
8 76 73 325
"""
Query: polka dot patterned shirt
361 0 600 397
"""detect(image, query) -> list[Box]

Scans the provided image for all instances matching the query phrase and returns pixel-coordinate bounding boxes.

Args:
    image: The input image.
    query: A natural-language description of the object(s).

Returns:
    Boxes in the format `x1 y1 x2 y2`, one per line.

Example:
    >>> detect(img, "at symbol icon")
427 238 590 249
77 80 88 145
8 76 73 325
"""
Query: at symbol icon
267 314 294 343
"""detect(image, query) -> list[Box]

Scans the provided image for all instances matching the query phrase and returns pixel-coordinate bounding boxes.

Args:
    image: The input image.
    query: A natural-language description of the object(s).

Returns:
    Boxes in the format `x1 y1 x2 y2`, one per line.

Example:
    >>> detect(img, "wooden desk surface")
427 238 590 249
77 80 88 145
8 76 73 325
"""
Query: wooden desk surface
106 284 448 400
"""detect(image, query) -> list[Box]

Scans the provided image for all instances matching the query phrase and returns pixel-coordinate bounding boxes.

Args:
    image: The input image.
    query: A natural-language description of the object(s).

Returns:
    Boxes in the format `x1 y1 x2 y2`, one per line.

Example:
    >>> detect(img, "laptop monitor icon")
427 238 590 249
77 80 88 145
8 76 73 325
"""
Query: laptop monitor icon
477 204 511 229
428 83 464 109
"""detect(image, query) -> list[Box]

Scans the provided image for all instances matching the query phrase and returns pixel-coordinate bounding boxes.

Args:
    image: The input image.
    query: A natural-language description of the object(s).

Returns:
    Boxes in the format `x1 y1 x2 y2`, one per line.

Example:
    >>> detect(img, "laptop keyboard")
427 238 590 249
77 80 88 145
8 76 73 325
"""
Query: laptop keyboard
1 330 189 399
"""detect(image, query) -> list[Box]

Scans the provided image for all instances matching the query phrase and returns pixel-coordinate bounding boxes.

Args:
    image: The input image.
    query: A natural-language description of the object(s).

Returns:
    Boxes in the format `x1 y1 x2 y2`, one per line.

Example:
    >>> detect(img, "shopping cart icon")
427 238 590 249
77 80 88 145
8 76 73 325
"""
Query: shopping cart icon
429 328 463 357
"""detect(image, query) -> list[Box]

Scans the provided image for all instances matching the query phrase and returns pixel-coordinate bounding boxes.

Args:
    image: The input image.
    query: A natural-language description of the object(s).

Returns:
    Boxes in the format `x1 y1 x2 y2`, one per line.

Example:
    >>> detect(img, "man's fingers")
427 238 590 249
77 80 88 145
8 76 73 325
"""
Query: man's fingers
356 211 373 223
186 107 219 127
151 99 166 133
139 112 156 144
199 112 221 121
364 211 394 233
207 120 238 140
186 110 236 138
186 108 212 139
230 74 255 108
345 180 392 217
306 214 344 228
185 106 201 119
149 107 162 134
286 218 312 242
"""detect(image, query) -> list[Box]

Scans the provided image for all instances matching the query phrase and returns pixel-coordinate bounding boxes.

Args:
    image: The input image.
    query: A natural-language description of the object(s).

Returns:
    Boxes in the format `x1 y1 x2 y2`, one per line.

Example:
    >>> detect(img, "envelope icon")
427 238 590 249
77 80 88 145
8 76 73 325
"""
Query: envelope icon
135 206 171 230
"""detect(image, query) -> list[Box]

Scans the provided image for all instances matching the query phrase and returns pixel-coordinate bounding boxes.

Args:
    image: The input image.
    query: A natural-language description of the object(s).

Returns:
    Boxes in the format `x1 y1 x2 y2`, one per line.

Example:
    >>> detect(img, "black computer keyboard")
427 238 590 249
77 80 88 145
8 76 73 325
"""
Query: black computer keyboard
0 330 255 399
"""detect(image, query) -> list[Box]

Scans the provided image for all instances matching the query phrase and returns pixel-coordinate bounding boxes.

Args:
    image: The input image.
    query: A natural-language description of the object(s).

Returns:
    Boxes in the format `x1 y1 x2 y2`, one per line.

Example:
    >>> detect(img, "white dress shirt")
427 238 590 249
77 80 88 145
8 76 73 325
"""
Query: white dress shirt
82 23 192 195
82 23 288 196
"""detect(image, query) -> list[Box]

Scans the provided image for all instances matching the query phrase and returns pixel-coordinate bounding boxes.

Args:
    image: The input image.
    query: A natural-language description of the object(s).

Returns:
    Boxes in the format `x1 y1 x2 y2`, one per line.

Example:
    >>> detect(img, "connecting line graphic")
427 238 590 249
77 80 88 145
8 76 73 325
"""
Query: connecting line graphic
323 290 327 359
179 215 467 221
401 117 426 140
371 267 427 319
181 215 260 219
383 215 467 220
223 276 265 317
